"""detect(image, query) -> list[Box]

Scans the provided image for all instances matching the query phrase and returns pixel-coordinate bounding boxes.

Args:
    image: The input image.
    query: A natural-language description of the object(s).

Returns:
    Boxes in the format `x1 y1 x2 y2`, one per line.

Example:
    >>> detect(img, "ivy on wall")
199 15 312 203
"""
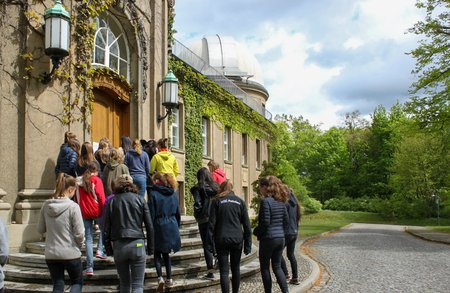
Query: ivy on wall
169 57 278 214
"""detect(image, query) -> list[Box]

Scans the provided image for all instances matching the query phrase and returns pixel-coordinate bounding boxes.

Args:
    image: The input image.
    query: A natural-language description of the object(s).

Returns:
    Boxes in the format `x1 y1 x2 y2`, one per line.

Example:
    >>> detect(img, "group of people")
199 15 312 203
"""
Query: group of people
39 132 181 292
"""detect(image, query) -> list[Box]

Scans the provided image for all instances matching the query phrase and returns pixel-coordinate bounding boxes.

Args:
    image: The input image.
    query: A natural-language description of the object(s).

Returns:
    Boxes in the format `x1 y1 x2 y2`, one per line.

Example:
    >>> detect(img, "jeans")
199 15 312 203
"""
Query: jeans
281 234 298 279
198 222 214 270
216 243 243 293
259 238 288 293
113 238 147 293
46 258 83 293
132 175 147 198
83 218 105 269
154 250 172 279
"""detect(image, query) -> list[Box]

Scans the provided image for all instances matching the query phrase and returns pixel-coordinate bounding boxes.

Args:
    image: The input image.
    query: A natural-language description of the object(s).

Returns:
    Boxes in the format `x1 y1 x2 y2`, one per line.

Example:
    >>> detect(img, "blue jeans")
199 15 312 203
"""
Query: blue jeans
132 175 147 198
216 243 243 293
259 238 288 293
46 258 83 293
113 238 147 293
83 218 105 269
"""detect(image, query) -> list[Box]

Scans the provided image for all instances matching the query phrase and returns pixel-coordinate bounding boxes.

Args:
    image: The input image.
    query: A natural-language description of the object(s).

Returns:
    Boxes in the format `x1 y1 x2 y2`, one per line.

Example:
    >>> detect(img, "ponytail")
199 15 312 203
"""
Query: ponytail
53 173 76 199
82 162 98 193
132 139 142 155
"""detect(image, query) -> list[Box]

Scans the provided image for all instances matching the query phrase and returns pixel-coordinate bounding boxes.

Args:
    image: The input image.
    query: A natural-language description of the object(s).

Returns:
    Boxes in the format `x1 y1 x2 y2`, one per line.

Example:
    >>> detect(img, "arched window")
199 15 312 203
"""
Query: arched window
93 12 129 80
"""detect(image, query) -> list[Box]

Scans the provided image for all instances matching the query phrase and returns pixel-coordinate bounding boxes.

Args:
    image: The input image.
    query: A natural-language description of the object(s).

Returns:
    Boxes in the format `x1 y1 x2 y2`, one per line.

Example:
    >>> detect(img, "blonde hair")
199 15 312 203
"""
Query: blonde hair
217 179 233 197
132 139 142 155
153 173 178 190
54 173 76 199
207 160 219 172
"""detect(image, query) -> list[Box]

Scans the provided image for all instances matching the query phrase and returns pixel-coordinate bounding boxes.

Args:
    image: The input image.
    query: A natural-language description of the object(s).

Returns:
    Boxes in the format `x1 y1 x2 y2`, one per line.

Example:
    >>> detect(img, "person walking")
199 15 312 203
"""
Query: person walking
103 148 129 196
75 142 101 179
124 139 150 198
281 188 301 285
120 136 132 155
37 173 84 293
208 180 252 293
55 131 79 177
74 162 106 275
94 137 111 173
0 218 8 293
190 167 219 280
149 173 181 291
207 160 226 185
255 175 289 293
150 138 179 178
103 175 154 293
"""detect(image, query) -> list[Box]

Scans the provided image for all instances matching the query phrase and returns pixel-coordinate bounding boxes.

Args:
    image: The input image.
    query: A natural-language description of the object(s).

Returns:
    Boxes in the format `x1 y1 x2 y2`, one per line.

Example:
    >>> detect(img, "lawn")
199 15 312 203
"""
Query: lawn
299 210 450 239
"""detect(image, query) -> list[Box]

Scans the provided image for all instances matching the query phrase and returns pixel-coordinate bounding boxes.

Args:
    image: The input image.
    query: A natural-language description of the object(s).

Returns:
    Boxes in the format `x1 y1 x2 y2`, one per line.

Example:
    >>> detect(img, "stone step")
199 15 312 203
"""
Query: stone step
4 256 260 292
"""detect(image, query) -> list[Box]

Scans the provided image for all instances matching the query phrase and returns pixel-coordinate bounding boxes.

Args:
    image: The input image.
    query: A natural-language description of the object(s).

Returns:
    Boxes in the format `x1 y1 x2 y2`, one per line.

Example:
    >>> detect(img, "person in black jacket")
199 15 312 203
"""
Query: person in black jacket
102 175 154 293
190 167 219 279
208 180 252 293
255 175 289 293
281 188 301 285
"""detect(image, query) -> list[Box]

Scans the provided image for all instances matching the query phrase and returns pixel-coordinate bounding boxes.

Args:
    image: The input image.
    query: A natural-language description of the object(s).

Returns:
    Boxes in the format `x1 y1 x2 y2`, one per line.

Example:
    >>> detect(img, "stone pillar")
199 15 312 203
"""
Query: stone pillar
0 188 12 224
14 189 52 224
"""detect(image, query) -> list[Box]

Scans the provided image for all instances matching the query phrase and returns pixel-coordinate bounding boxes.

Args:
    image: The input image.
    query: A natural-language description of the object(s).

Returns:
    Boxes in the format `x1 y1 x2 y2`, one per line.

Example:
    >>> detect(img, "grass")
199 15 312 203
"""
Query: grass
299 210 450 239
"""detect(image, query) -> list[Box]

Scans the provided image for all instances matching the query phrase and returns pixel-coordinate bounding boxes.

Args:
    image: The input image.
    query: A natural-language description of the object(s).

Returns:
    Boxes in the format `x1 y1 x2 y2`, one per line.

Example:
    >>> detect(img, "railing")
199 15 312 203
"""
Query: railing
172 39 272 121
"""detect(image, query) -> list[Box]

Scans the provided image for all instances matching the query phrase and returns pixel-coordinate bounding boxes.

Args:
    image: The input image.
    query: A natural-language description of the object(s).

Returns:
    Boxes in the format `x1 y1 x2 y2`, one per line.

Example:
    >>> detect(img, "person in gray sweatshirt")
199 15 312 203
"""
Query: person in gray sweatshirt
0 218 8 293
37 173 85 293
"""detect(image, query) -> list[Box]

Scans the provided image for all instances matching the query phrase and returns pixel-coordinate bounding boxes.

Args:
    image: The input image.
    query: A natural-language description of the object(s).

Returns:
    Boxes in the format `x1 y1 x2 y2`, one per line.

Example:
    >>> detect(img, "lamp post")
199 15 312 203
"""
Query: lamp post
158 70 179 122
42 0 71 84
432 191 441 226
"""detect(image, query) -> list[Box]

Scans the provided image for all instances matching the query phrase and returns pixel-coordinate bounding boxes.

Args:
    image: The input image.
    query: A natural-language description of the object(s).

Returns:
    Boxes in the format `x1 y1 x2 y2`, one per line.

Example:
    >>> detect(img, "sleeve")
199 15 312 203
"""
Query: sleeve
144 152 150 174
71 204 85 249
103 199 113 256
175 199 181 228
190 186 202 210
68 149 78 172
173 156 179 177
37 203 46 235
142 198 154 256
259 198 271 229
283 205 289 234
95 178 106 215
150 155 157 174
124 153 130 167
207 199 217 253
241 201 252 255
0 219 9 266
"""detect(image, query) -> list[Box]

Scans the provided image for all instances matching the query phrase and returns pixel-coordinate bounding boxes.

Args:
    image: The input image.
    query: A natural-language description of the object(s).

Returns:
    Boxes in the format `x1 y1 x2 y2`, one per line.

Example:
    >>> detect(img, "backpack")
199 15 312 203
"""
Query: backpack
194 187 212 224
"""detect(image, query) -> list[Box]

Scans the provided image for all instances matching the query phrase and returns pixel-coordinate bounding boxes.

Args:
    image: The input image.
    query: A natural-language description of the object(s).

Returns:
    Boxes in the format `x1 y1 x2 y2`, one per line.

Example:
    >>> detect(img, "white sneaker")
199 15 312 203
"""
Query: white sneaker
157 276 164 291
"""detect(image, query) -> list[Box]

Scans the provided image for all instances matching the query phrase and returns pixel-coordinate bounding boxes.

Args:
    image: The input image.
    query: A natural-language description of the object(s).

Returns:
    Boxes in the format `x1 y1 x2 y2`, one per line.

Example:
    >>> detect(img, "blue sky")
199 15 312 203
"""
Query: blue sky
173 0 423 129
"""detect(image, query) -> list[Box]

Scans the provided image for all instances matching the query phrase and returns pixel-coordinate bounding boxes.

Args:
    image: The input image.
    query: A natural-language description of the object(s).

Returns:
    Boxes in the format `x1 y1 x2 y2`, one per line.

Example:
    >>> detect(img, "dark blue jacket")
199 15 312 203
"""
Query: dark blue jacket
149 184 181 253
258 196 288 240
55 143 78 177
285 192 300 236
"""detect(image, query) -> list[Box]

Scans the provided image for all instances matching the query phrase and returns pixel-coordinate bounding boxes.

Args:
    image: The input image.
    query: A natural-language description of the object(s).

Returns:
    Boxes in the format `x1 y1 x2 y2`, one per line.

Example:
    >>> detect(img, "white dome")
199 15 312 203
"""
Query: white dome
188 35 265 86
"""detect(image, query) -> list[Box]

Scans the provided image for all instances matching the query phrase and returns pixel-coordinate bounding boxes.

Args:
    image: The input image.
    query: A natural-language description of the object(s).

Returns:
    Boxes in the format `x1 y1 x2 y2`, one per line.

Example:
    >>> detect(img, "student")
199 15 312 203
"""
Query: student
207 160 226 185
0 218 8 293
149 173 181 290
255 176 289 293
190 167 220 279
103 175 154 293
150 138 179 178
124 139 150 198
281 187 301 285
102 148 129 196
208 180 252 293
55 131 79 177
37 173 84 293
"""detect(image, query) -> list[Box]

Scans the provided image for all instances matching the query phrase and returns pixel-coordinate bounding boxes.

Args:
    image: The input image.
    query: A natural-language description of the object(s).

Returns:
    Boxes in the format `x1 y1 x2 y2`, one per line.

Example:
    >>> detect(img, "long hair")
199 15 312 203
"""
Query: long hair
77 142 95 167
96 137 110 164
121 136 132 154
259 175 288 203
109 148 125 164
132 139 142 155
81 162 98 193
153 172 178 190
53 173 76 199
64 131 76 144
196 167 219 192
68 138 81 155
217 179 233 198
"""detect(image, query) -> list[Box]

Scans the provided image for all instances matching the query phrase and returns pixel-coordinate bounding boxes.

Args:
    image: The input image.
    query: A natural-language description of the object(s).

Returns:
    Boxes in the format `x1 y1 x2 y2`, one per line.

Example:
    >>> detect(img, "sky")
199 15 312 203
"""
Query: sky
173 0 424 129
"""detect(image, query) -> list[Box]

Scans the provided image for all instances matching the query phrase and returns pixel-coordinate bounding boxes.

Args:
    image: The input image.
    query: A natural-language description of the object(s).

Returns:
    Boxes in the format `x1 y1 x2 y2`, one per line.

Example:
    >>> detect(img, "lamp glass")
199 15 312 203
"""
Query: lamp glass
163 81 178 106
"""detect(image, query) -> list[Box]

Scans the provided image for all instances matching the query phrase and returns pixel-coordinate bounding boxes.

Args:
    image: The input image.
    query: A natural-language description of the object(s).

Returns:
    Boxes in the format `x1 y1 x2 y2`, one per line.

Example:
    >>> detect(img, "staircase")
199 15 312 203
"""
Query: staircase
4 216 260 292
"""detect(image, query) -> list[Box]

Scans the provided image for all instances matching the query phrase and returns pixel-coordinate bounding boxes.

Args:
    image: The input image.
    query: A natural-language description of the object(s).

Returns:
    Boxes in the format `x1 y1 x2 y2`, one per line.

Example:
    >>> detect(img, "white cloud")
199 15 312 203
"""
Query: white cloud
344 37 364 50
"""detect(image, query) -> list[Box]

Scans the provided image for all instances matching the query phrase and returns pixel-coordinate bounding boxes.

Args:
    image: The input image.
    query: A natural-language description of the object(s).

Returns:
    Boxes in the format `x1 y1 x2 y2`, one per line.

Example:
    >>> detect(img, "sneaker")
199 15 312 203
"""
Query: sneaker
157 276 164 291
202 272 214 280
165 278 174 288
95 251 107 259
83 268 94 276
289 278 300 285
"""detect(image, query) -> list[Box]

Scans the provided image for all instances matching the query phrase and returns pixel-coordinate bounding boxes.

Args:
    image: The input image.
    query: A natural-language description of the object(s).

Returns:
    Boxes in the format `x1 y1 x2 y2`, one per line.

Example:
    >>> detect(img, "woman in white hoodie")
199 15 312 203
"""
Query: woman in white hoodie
38 173 85 293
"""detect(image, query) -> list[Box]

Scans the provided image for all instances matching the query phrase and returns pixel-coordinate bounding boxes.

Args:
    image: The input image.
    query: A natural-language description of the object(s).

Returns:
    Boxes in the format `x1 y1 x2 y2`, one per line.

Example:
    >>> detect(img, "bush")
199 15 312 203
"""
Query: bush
323 196 378 213
302 197 322 214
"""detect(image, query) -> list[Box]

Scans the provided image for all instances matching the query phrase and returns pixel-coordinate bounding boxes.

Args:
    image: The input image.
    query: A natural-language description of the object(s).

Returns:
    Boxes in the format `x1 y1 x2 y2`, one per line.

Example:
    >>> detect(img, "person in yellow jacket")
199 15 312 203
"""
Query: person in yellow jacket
150 138 179 178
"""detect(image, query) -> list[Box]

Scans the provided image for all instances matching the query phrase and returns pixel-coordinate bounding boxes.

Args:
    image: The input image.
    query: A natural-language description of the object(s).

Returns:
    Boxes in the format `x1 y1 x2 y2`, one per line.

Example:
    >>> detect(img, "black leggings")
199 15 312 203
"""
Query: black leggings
199 222 214 269
259 238 288 293
281 234 298 279
216 243 243 293
154 250 172 279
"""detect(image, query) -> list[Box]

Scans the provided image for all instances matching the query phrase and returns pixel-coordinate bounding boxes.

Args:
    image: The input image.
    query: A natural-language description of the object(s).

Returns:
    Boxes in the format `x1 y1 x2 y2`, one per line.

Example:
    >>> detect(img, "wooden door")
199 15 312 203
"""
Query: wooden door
92 89 130 148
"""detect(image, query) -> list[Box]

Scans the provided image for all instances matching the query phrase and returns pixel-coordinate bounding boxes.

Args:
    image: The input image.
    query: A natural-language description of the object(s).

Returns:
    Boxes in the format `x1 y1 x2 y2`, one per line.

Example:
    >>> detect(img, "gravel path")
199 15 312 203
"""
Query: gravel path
307 223 450 293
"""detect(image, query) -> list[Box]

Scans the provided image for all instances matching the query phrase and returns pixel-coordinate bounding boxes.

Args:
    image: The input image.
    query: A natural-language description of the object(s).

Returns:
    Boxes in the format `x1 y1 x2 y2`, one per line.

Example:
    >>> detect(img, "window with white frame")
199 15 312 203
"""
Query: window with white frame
224 127 231 161
241 133 248 165
93 12 130 79
256 139 261 169
202 117 210 156
171 108 180 149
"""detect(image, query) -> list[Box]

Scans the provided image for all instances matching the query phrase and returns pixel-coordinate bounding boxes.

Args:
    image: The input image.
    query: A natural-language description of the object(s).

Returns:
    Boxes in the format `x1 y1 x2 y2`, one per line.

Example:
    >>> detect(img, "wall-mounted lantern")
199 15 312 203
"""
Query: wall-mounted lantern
158 70 179 122
42 0 71 84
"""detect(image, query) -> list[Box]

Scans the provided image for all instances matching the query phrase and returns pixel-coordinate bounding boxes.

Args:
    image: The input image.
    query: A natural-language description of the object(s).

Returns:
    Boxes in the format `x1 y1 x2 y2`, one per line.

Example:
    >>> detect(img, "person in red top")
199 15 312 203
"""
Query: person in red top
207 160 226 185
74 162 106 276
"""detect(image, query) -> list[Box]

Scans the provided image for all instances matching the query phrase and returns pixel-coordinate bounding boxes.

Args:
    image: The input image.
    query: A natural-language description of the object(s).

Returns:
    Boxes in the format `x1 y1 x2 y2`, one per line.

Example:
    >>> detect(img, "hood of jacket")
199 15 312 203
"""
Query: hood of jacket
287 192 297 207
156 151 172 161
45 198 71 217
151 184 175 196
213 168 226 180
107 160 120 170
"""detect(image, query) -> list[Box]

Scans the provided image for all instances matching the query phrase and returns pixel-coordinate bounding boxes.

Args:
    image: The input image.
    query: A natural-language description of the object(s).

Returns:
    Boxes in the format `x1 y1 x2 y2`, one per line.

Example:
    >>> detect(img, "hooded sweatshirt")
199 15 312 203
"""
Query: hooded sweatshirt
124 149 150 177
37 198 85 260
211 168 226 185
102 160 129 196
0 219 8 290
150 150 179 178
285 192 300 236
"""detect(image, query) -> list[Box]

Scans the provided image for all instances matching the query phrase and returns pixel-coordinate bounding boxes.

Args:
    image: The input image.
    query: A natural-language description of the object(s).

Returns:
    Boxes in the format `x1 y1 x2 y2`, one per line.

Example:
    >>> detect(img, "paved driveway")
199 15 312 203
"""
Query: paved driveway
307 223 450 293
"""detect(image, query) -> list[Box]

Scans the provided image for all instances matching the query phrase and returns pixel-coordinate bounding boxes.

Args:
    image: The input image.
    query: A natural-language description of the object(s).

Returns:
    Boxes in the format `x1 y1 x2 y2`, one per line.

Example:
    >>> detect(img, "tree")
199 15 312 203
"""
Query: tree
407 0 450 131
